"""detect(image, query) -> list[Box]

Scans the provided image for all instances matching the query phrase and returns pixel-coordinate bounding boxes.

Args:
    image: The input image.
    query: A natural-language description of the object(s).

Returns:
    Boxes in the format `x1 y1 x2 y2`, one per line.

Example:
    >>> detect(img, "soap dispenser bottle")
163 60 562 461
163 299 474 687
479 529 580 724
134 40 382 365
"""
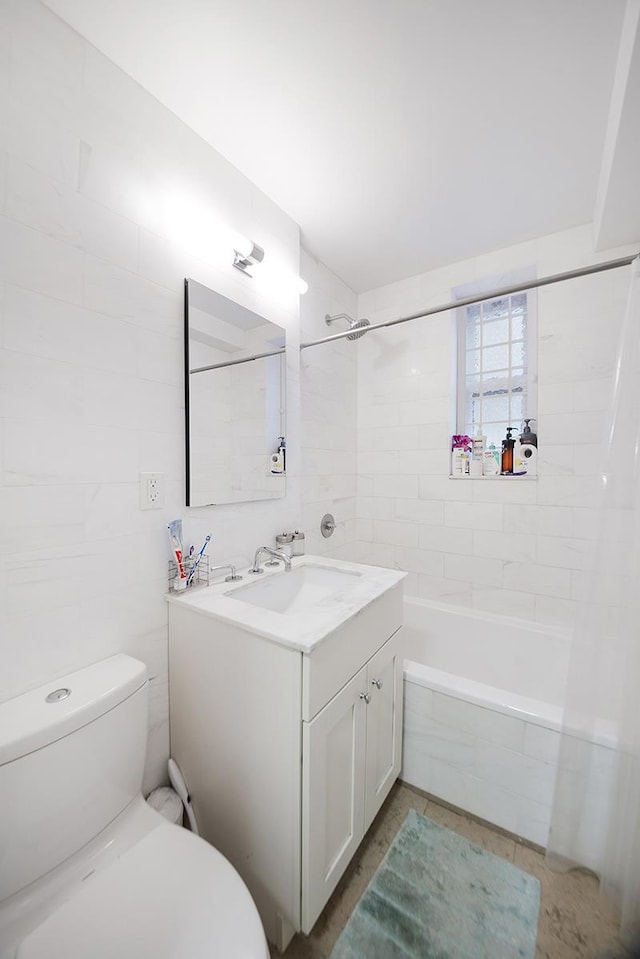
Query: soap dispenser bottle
520 419 537 447
501 427 517 474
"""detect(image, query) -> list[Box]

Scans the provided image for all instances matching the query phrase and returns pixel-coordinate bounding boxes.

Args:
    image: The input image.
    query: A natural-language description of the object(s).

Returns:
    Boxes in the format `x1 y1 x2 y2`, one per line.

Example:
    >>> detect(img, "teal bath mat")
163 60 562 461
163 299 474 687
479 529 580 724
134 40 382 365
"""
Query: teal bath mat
330 810 540 959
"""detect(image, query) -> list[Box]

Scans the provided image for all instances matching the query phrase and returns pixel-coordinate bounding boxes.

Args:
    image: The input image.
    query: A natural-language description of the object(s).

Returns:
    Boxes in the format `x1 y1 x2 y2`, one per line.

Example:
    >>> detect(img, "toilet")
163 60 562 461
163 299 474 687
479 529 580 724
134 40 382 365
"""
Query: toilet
0 655 269 959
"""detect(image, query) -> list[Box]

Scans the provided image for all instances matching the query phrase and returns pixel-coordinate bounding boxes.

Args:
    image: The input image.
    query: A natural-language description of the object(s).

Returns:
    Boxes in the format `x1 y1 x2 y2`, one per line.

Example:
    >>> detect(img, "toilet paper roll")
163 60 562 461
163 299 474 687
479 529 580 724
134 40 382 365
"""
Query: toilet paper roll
147 786 184 826
519 445 538 475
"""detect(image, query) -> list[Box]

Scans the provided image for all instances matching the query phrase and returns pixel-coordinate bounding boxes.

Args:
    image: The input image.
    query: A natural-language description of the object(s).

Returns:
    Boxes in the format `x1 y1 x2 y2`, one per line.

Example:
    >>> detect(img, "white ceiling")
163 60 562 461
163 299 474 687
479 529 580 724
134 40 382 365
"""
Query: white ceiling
43 0 626 292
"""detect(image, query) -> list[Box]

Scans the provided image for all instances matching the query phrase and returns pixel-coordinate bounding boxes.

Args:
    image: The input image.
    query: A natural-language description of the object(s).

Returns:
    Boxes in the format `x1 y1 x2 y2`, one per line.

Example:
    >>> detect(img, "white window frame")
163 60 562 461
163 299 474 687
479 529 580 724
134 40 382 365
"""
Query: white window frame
454 268 538 450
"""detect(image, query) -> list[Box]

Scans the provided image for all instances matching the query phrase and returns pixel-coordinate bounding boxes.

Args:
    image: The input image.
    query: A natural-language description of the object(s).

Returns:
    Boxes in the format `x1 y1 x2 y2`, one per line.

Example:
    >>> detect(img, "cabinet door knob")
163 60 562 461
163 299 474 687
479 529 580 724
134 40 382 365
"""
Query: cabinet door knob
360 692 371 704
371 678 383 689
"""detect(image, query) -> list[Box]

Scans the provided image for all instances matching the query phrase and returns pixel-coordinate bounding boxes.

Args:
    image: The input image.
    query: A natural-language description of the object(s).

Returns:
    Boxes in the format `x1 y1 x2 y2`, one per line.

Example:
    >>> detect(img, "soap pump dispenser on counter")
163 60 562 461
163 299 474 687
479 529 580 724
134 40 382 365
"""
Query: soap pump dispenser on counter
501 427 517 474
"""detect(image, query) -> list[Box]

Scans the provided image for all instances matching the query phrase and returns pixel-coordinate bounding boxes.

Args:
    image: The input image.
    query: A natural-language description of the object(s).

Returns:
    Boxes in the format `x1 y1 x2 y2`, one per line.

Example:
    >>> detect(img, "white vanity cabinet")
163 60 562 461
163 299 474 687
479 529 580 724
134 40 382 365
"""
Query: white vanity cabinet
167 558 404 953
302 628 402 931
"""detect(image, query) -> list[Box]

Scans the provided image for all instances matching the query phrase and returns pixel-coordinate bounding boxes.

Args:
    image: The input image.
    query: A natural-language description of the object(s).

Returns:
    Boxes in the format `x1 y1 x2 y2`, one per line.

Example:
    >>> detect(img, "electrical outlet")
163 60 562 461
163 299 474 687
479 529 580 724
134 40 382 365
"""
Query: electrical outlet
140 472 164 510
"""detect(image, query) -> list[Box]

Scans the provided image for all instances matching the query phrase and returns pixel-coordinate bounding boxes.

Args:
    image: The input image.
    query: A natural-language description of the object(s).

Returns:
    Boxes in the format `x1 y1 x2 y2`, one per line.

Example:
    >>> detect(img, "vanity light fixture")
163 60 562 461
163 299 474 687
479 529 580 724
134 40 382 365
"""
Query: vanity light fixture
232 235 308 294
232 238 265 278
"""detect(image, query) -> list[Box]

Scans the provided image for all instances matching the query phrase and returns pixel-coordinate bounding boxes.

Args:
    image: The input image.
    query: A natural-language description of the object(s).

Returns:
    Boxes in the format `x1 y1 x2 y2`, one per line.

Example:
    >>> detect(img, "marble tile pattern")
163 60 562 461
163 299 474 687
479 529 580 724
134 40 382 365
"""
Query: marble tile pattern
352 225 638 627
0 0 303 793
167 554 406 652
401 678 616 853
273 782 621 959
299 251 358 561
403 679 558 847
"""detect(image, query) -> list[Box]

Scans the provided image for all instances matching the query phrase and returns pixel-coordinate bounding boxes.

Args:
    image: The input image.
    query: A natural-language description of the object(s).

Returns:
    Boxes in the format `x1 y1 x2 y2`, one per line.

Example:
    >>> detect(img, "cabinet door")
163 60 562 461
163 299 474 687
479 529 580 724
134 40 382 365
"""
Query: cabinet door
364 628 403 831
301 666 367 934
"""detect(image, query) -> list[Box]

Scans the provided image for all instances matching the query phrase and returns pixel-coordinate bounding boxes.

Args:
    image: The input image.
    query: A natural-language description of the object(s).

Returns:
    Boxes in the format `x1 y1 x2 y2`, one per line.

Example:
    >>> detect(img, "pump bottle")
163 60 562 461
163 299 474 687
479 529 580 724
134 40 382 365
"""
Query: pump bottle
501 427 517 474
520 419 537 448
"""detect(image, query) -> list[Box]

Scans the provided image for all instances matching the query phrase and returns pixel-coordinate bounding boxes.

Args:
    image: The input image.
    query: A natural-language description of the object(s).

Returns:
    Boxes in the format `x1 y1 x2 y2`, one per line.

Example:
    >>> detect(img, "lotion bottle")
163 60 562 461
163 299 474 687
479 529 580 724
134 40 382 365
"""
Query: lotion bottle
472 427 486 462
482 445 500 476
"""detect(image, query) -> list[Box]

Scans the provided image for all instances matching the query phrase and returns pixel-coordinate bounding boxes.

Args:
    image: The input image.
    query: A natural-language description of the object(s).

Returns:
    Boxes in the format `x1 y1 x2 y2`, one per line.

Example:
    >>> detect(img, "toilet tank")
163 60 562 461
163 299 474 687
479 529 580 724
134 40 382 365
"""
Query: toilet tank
0 655 148 903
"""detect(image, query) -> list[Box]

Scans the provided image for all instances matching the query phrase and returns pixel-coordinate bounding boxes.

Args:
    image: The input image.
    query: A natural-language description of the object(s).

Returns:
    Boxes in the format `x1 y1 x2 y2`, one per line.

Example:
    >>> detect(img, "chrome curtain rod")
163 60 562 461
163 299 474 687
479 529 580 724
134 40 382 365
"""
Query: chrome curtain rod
300 253 639 350
190 346 285 374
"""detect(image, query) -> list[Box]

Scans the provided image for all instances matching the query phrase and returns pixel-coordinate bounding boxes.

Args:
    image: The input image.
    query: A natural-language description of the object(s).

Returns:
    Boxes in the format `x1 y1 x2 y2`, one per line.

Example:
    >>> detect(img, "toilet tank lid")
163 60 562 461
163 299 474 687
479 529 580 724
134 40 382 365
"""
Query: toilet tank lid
0 655 147 766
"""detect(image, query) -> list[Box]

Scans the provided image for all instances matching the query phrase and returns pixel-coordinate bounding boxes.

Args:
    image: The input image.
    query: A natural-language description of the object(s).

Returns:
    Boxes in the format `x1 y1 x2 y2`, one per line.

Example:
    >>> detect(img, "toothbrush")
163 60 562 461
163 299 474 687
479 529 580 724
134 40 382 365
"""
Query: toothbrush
187 534 211 586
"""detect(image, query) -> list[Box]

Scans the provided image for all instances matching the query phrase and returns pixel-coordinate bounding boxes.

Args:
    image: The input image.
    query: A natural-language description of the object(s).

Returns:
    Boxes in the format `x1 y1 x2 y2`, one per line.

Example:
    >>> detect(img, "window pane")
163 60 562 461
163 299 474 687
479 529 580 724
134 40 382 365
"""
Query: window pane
511 341 525 367
510 393 525 421
466 349 481 374
511 312 527 340
465 375 481 398
483 318 509 347
465 396 480 427
511 293 527 314
482 367 510 385
484 298 509 320
483 344 509 371
482 394 510 422
482 385 509 399
465 306 481 349
485 423 505 450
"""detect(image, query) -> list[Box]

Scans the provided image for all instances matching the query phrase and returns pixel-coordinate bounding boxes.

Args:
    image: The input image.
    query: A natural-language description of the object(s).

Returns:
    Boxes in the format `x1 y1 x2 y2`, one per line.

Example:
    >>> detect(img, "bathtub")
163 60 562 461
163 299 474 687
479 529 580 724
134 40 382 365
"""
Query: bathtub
400 597 573 847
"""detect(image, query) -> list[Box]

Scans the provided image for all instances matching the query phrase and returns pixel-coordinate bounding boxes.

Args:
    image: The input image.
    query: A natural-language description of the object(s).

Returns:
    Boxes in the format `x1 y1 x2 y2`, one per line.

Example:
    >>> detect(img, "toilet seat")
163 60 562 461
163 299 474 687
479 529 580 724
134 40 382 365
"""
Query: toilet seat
16 822 269 959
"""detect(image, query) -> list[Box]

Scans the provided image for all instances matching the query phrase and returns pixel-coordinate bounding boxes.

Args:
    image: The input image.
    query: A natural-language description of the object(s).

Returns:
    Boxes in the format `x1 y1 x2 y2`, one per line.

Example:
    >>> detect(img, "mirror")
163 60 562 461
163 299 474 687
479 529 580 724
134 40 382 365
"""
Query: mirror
185 279 286 507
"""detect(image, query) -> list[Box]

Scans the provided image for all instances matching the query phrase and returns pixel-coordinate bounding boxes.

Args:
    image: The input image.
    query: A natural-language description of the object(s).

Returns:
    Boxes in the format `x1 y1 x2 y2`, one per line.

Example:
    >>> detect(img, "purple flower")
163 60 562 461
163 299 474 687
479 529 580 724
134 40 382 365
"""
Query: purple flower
451 434 472 452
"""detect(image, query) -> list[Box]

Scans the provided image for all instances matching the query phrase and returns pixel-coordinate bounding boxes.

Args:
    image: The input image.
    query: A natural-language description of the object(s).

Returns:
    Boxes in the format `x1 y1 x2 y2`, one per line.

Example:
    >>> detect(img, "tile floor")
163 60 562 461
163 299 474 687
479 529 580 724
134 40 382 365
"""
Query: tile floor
271 781 621 959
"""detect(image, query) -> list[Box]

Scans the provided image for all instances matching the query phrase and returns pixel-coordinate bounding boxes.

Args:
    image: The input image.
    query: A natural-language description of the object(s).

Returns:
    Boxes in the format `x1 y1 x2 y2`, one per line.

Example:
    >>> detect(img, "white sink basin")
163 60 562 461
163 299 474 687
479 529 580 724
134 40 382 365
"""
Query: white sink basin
168 554 406 652
227 564 361 615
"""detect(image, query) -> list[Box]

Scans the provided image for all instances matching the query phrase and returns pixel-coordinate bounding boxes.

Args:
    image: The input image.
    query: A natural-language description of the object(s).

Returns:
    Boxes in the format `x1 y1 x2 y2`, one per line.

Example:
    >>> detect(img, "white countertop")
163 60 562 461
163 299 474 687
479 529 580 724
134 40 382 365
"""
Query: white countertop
166 554 406 653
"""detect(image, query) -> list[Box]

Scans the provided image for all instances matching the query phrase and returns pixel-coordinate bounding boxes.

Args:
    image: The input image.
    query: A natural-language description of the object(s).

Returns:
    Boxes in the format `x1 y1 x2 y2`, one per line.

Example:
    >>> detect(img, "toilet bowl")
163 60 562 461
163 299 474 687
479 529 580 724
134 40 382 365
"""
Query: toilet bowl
0 655 269 959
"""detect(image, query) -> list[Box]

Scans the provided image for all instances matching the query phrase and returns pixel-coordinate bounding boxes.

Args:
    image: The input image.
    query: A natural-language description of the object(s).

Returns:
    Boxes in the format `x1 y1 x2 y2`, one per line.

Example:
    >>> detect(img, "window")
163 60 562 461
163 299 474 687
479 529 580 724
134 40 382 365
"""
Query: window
456 275 537 452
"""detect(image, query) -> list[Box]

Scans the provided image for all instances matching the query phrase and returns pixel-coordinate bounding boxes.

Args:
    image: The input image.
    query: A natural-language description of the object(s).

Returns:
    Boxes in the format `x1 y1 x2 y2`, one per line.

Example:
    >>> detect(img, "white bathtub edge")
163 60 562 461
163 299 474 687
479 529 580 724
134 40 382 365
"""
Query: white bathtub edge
403 658 563 731
404 594 572 641
403 658 617 750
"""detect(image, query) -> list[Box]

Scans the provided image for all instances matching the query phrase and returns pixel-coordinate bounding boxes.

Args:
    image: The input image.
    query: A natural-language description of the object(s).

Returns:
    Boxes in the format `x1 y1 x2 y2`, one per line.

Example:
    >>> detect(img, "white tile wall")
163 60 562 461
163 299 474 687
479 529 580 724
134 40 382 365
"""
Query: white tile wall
0 0 303 793
402 680 560 846
1 0 634 817
356 224 637 627
299 249 358 560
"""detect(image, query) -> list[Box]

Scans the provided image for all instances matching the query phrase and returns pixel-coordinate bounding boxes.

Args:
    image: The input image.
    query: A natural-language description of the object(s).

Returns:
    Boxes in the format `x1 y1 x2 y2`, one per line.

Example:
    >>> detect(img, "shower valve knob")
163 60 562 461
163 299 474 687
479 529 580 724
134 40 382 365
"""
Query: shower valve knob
320 513 336 538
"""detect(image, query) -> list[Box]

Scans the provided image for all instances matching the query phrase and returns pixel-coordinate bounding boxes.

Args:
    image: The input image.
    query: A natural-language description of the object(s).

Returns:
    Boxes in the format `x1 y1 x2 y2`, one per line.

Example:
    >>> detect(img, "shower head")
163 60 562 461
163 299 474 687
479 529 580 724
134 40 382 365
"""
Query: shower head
346 318 371 340
324 313 371 341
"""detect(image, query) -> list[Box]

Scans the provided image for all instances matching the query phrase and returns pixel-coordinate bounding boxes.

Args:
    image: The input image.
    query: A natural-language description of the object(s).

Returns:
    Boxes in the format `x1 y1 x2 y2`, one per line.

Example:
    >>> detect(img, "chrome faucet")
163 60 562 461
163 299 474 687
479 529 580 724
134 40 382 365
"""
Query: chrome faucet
249 546 292 574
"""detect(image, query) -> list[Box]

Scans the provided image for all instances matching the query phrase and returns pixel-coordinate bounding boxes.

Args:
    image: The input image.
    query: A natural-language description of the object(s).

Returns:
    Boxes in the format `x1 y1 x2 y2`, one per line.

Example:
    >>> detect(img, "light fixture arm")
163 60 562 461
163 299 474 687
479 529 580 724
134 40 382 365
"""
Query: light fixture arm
233 241 265 278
